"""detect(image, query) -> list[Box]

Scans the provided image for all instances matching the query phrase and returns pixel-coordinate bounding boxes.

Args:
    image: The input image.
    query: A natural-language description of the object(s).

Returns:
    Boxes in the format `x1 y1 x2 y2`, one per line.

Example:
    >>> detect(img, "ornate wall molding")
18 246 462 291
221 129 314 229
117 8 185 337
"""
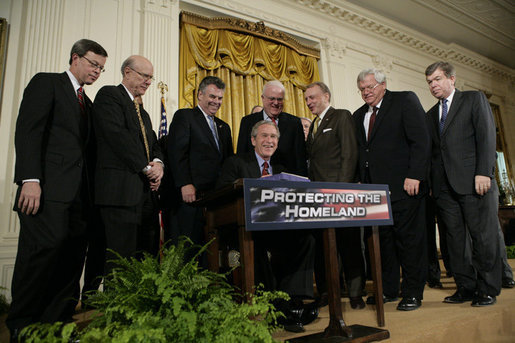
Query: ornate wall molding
146 0 177 8
372 55 393 73
320 37 346 61
293 0 515 83
414 0 514 49
181 11 320 58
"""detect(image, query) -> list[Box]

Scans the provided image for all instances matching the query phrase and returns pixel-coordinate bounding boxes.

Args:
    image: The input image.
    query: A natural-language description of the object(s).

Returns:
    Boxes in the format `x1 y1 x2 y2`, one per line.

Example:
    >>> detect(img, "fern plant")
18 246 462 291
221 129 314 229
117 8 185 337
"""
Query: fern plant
21 239 287 343
507 245 515 259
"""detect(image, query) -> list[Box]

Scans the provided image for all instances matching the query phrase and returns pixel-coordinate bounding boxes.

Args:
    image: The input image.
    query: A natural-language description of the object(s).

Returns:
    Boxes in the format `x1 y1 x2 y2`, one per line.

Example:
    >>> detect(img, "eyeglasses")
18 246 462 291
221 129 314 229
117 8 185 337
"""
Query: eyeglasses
81 56 105 73
129 66 155 82
263 95 284 103
358 83 380 94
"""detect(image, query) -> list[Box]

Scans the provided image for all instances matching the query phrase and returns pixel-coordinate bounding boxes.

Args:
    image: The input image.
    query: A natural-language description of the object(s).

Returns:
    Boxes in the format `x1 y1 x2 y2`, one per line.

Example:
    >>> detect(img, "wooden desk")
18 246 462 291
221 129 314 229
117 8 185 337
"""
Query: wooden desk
196 179 389 340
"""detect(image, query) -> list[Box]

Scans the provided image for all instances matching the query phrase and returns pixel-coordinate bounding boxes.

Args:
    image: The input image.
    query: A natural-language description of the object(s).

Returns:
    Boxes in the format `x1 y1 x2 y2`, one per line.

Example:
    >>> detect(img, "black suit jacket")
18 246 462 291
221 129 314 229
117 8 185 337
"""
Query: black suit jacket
168 106 233 193
353 90 430 202
217 151 285 187
427 89 496 197
93 84 163 207
236 111 307 176
14 72 92 204
307 107 357 183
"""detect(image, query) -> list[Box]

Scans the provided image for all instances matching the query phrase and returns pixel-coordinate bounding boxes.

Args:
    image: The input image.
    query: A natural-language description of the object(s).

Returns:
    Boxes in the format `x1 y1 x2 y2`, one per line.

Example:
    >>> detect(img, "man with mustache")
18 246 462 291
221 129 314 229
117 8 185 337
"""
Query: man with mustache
168 76 233 255
93 55 163 273
8 39 107 341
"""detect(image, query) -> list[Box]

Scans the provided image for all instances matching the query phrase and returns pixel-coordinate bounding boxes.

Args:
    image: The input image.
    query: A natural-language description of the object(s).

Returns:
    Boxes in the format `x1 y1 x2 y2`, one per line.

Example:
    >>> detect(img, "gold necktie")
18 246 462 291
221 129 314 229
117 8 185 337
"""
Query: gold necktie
134 99 150 162
312 116 320 136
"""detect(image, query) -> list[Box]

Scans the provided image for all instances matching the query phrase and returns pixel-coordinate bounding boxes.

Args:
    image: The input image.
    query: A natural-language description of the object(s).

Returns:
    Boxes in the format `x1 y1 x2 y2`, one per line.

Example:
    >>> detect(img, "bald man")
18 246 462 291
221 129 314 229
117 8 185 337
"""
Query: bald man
93 55 163 272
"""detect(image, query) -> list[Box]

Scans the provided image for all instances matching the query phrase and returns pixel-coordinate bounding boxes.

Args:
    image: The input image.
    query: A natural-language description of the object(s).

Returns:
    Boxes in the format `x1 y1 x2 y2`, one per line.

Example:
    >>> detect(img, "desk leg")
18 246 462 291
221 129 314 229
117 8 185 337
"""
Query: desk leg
204 210 219 273
323 228 352 338
368 226 385 327
238 225 254 301
290 227 389 342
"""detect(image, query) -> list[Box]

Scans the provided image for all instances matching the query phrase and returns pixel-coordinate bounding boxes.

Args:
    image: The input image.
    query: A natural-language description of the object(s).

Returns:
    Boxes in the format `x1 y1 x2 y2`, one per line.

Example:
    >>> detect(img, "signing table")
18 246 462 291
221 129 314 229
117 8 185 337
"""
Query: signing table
195 178 392 342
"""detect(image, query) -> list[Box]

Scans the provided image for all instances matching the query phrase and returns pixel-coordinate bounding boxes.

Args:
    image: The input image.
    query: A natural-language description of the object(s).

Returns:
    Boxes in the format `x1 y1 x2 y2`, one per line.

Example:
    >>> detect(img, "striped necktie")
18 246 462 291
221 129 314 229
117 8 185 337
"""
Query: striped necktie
77 87 85 113
439 99 448 134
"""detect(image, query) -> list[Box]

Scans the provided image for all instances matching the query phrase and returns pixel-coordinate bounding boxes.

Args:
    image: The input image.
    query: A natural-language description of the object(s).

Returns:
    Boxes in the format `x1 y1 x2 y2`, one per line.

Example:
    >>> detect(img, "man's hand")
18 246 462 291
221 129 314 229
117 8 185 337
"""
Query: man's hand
18 182 42 215
475 175 491 195
404 178 420 196
145 161 164 182
181 184 196 203
149 179 161 191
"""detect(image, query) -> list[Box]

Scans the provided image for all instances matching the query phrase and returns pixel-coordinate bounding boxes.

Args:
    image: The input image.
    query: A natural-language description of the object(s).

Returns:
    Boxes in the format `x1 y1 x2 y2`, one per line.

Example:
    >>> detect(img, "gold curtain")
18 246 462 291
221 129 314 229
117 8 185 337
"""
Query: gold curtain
179 17 320 148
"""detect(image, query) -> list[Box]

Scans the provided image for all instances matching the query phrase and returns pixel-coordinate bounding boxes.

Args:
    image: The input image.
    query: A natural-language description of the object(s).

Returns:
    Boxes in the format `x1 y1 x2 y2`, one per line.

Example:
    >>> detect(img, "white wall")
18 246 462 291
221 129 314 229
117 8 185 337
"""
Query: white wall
0 0 513 299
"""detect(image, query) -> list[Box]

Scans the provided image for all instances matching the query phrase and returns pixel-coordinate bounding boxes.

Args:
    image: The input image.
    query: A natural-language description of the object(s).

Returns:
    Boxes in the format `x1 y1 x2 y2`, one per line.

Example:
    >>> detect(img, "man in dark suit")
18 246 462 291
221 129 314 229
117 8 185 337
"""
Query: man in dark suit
218 120 316 333
167 76 233 251
425 61 502 306
236 80 307 176
354 68 430 311
7 39 107 339
93 55 163 272
304 82 365 309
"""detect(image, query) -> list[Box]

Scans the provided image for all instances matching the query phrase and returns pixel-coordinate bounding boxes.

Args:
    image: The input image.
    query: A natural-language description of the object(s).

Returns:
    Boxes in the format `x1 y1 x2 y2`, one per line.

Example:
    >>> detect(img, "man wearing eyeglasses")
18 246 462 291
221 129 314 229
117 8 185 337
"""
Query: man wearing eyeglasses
92 55 163 275
353 68 430 311
8 39 107 340
236 80 307 176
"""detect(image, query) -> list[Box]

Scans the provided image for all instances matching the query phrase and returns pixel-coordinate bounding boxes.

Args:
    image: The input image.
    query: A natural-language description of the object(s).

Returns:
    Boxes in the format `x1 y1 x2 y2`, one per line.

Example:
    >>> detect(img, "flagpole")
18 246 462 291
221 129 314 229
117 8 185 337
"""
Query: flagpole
157 81 168 259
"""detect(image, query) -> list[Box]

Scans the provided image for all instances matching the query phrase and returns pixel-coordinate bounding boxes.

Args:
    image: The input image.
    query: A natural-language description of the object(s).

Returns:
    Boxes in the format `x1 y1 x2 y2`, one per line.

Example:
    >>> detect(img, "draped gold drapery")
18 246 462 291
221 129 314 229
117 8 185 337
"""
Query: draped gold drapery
179 14 320 148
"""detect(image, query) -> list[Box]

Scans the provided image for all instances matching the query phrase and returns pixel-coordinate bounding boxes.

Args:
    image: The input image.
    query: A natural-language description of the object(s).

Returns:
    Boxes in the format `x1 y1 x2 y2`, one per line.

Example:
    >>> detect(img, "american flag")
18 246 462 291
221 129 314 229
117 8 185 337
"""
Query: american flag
158 96 168 138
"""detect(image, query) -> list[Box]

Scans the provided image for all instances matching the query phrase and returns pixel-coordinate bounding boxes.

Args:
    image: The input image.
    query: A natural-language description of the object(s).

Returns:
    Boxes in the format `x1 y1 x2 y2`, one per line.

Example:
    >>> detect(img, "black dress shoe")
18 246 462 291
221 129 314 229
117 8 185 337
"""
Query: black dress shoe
502 278 515 288
276 299 308 333
427 280 443 289
471 294 496 307
365 294 398 305
396 297 421 311
349 296 366 309
444 289 475 303
278 314 305 333
299 306 319 326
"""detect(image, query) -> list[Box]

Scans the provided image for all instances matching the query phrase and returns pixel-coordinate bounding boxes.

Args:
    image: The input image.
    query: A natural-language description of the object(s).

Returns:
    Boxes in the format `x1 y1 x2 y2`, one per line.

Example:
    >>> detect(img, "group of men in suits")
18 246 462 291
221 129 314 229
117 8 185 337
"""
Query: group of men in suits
8 35 511 341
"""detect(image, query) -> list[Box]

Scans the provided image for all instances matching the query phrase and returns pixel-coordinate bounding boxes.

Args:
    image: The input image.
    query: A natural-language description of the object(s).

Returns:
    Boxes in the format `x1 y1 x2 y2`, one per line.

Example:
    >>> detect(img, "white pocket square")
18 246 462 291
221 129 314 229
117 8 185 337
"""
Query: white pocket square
323 128 332 133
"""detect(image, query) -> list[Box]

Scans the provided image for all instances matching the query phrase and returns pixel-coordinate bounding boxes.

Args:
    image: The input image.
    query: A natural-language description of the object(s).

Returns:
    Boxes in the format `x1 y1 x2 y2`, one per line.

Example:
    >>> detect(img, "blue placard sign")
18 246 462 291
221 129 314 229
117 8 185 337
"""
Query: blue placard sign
243 179 393 231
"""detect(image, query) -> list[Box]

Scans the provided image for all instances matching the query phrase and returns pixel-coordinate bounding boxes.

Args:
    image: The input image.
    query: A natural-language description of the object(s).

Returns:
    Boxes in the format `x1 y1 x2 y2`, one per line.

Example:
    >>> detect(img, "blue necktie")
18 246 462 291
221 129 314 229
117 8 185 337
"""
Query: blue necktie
439 99 448 134
208 115 220 150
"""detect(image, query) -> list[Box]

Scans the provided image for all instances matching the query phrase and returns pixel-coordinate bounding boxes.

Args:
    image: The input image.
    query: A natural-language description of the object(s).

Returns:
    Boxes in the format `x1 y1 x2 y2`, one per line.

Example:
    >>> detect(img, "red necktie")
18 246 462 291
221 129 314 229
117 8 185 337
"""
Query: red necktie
269 116 277 125
367 106 378 141
262 161 270 176
77 87 85 113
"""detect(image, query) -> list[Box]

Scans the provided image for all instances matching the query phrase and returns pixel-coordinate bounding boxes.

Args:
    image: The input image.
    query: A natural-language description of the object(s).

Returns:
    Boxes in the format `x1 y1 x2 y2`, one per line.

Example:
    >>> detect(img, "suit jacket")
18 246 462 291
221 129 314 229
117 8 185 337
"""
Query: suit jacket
93 84 163 207
236 111 307 176
427 89 496 196
307 107 357 183
217 151 285 187
353 90 430 202
14 72 92 204
168 107 233 193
